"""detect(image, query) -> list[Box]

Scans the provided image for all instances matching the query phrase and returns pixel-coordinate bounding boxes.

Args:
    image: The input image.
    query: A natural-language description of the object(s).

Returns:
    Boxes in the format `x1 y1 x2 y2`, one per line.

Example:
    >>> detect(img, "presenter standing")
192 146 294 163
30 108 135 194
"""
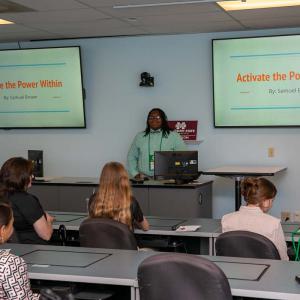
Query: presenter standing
127 108 186 179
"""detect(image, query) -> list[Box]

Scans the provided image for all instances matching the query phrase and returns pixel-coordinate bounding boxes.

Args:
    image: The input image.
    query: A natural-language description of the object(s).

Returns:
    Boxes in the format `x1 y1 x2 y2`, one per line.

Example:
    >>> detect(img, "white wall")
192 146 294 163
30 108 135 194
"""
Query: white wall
1 27 300 218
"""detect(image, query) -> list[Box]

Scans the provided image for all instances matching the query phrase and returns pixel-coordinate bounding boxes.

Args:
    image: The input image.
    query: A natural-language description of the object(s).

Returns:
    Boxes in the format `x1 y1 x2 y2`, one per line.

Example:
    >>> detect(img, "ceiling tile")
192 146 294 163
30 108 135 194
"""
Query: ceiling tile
7 0 88 11
1 9 110 24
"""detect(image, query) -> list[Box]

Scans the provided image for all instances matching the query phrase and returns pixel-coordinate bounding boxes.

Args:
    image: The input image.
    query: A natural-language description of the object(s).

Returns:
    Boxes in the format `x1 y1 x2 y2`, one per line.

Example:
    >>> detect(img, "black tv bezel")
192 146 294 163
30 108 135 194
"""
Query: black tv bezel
212 33 300 128
0 46 86 129
154 150 199 181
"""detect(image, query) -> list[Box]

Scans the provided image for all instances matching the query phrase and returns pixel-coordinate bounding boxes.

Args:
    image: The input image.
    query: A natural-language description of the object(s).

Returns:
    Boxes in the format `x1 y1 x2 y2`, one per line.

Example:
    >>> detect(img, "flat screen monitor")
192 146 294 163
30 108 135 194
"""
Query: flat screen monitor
154 151 199 184
213 34 300 127
0 46 85 128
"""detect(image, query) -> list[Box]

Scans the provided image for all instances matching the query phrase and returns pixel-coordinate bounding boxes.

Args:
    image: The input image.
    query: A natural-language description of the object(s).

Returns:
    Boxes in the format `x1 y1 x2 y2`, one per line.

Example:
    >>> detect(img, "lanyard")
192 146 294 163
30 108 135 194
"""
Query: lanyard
148 132 163 171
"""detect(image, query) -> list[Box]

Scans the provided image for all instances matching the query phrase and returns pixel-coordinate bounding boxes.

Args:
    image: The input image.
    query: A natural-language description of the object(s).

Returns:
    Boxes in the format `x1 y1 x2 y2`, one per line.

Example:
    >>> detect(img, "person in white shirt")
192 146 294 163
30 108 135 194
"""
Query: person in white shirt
221 177 289 260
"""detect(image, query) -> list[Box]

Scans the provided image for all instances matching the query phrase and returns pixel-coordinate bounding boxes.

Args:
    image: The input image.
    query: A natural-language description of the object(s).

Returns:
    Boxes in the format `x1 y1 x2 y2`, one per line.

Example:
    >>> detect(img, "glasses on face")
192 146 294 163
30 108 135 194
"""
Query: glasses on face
148 116 161 120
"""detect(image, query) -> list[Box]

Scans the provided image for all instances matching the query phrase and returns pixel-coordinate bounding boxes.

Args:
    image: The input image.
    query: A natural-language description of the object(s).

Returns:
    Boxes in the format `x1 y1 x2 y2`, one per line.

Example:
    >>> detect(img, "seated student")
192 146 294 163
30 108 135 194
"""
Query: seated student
222 177 289 260
88 161 149 231
0 202 39 299
0 157 54 244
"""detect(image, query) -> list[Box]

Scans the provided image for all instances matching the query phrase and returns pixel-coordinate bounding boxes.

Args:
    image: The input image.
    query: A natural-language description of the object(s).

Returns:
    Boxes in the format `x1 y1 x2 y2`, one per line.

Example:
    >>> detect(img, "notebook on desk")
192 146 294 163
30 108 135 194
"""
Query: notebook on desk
175 225 201 232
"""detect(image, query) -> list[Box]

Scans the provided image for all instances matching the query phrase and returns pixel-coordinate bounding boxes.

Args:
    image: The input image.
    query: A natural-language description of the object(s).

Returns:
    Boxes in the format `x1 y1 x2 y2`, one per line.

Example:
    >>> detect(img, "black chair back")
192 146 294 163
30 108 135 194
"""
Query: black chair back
79 217 138 250
216 230 280 260
138 253 232 300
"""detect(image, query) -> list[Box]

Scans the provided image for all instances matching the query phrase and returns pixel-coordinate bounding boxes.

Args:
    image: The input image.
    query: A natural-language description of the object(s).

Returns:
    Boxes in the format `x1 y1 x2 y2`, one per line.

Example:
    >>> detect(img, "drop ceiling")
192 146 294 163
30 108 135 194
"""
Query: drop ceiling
1 0 300 42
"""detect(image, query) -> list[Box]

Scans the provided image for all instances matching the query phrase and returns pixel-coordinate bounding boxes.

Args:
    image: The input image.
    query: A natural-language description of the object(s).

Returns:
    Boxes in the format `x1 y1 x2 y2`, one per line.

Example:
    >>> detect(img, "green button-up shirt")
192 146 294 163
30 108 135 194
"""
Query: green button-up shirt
127 130 186 177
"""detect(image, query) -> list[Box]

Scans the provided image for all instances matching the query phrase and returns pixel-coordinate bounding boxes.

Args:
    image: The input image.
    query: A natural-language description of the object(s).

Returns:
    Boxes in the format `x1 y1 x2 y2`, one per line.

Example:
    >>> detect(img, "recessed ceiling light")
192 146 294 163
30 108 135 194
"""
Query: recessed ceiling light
127 17 138 22
218 0 300 11
114 0 218 9
0 18 13 25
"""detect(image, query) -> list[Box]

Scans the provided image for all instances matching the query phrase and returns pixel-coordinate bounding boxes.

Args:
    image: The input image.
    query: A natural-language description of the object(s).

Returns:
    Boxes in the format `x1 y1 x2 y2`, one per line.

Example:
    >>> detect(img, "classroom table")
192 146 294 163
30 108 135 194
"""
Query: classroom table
1 243 300 300
51 211 300 257
50 211 221 255
202 165 287 211
31 177 213 218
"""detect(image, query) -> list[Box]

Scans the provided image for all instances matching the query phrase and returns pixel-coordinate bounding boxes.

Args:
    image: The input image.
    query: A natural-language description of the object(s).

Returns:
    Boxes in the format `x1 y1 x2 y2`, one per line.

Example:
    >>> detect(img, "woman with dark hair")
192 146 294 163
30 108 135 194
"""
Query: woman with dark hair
127 108 186 179
0 202 39 299
221 177 288 260
0 157 53 244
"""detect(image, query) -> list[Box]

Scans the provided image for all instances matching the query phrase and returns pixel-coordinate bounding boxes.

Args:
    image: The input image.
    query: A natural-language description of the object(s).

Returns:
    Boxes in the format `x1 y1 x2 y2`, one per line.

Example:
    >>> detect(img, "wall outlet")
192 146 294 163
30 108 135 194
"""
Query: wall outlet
281 211 291 222
294 211 300 222
268 147 275 158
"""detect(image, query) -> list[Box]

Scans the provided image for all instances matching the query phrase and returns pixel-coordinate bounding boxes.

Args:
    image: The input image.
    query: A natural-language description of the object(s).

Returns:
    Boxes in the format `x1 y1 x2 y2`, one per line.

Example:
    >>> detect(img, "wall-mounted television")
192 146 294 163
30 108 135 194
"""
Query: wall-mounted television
213 35 300 127
0 46 85 129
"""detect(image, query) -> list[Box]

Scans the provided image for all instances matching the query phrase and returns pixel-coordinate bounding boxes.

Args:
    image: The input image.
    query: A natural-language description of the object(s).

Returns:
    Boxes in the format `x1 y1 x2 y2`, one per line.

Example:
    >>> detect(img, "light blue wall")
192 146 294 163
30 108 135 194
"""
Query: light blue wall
1 27 300 218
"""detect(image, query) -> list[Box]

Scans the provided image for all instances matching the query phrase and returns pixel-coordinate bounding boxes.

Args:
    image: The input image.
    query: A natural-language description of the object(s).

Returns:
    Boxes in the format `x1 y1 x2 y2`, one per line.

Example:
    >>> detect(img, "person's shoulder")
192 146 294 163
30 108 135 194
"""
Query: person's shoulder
132 131 146 140
131 196 138 204
0 250 24 265
10 191 33 201
23 192 39 202
221 211 238 222
169 130 182 138
133 131 148 144
263 213 281 224
137 131 147 137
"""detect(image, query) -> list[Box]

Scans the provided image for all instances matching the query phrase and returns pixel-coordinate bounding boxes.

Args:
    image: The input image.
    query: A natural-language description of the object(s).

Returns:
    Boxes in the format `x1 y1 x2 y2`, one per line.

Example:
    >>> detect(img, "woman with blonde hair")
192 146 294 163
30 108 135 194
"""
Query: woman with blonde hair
89 162 149 231
222 177 288 260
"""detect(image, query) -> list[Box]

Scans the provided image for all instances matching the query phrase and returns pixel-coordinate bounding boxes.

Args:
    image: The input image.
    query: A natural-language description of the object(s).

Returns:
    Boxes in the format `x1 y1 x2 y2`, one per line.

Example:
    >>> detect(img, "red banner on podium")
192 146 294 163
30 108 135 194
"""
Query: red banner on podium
168 120 198 141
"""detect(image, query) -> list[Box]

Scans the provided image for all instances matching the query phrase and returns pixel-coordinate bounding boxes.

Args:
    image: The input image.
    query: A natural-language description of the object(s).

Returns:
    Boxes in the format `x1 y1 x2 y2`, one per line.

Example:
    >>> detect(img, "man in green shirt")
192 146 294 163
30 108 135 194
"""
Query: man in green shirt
127 108 186 179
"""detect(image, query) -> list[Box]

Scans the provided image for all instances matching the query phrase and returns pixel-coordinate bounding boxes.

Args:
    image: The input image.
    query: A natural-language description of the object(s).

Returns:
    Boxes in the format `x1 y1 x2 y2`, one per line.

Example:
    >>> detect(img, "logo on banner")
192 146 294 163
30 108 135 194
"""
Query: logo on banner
168 120 198 141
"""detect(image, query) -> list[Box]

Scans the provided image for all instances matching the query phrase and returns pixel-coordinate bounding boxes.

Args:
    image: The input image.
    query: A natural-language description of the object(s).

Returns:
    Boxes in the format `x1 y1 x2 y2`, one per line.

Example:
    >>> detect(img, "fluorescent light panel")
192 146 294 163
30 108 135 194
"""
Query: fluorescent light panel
113 0 218 9
218 0 300 11
0 19 13 24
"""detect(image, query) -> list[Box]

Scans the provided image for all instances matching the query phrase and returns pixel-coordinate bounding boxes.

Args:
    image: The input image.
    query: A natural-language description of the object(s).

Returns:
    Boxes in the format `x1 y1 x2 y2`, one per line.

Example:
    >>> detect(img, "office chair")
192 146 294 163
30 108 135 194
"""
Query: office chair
215 230 280 260
79 217 138 250
138 253 232 300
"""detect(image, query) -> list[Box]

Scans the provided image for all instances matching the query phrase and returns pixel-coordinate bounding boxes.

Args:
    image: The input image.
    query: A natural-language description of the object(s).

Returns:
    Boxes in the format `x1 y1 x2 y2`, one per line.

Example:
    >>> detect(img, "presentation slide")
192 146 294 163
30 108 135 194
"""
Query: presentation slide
213 35 300 127
0 47 85 128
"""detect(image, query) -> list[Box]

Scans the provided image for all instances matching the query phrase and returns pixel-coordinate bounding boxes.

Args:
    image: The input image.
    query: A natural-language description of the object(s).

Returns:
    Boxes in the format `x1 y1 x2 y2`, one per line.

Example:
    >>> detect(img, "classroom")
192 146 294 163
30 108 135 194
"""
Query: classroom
0 1 300 299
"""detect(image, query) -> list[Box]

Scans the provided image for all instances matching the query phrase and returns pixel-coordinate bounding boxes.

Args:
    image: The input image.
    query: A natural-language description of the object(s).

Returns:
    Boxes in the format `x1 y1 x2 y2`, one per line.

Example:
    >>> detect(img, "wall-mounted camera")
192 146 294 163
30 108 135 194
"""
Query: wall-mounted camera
139 72 154 87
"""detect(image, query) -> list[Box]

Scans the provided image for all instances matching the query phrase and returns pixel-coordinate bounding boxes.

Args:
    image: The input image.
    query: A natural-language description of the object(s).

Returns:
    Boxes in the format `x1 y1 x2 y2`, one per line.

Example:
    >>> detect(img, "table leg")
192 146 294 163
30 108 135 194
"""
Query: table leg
235 177 242 211
134 287 139 300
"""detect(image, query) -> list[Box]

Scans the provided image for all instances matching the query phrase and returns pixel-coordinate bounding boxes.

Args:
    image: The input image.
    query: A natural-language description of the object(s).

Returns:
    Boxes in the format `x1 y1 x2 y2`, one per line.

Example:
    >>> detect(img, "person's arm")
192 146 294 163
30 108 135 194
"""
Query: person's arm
220 216 229 233
172 131 187 150
131 197 149 231
14 193 53 242
33 213 53 241
127 134 140 178
4 255 39 299
136 216 149 231
275 222 289 261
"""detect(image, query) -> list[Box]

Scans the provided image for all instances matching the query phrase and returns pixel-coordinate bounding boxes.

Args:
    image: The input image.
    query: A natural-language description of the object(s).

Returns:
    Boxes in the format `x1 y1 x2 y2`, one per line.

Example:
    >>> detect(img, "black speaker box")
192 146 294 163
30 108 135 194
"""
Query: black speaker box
28 150 44 177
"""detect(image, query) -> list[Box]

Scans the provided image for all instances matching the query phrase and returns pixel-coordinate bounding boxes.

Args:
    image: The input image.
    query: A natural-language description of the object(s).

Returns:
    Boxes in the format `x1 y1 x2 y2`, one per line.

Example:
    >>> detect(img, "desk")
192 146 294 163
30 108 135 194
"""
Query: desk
51 212 300 256
202 165 286 211
282 222 300 242
31 177 213 218
50 212 220 255
1 243 300 300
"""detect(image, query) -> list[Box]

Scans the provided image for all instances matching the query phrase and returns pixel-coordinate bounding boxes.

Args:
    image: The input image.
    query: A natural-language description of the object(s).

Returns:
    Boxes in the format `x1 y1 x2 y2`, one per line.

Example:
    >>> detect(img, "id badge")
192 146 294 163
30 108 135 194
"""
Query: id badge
149 154 154 171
